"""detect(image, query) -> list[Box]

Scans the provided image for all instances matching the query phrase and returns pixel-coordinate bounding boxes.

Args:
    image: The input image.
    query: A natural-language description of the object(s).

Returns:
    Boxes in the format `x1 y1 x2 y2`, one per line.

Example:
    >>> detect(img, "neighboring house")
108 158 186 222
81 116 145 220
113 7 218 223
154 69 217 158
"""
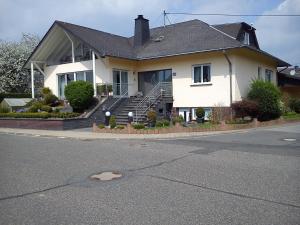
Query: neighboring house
277 67 300 98
0 98 32 112
24 15 289 122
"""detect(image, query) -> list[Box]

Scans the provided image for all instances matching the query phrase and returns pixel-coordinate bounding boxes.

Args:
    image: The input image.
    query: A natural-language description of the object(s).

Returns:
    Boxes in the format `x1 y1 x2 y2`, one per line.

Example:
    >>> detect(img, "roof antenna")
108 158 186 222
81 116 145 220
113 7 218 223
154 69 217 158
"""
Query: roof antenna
163 10 166 27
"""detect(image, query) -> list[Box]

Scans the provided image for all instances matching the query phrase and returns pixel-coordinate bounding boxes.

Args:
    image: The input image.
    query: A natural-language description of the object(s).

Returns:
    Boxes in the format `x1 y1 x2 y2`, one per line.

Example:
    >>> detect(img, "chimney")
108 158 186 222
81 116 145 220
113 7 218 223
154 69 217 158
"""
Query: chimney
134 15 150 47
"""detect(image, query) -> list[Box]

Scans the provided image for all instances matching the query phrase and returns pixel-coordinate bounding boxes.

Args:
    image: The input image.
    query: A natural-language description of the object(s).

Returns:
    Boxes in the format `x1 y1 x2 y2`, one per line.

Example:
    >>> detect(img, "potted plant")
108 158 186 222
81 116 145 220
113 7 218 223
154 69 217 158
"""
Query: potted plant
195 107 205 123
147 110 157 127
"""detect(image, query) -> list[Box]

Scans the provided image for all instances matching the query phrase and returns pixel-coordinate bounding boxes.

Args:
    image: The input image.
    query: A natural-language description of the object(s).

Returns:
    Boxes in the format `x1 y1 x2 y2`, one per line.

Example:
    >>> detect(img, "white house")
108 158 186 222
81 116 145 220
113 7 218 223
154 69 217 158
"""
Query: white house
24 15 289 122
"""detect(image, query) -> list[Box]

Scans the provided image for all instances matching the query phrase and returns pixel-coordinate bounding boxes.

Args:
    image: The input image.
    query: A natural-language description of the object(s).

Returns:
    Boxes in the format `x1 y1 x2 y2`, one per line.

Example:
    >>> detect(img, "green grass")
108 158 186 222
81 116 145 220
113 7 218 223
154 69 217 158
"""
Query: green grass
0 112 80 119
283 112 300 120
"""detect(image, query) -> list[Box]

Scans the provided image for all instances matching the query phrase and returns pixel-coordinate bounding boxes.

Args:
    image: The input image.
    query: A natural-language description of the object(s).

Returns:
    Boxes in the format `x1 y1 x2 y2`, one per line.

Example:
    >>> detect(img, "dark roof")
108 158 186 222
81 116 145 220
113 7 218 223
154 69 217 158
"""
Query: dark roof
25 19 290 67
134 20 243 59
56 21 135 59
212 22 244 39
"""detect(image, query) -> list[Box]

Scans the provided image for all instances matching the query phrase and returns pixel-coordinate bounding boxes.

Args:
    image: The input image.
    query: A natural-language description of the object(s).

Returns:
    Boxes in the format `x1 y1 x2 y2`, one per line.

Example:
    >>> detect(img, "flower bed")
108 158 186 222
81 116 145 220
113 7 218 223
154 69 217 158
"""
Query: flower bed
93 117 300 134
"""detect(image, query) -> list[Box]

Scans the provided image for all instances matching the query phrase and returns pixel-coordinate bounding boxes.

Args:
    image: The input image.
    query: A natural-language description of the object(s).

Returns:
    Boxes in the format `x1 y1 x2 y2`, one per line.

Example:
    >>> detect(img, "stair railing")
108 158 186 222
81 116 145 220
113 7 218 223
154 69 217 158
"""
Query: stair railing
107 83 130 111
135 82 172 122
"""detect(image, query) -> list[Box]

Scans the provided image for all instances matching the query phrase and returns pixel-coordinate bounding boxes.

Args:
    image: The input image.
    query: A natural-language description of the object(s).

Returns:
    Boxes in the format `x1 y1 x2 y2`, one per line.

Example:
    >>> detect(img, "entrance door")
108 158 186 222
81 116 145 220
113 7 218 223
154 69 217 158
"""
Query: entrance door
113 70 128 97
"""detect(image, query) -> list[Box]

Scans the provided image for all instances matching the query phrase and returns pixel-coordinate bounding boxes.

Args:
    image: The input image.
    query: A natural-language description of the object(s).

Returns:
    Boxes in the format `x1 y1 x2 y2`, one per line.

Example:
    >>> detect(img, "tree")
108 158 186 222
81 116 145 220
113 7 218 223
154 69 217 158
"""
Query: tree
0 33 40 93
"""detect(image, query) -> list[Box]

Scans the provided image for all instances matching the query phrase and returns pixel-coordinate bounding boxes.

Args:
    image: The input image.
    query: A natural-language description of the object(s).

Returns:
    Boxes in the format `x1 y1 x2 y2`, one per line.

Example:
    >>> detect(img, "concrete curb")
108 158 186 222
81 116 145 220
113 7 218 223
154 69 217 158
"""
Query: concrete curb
0 122 299 140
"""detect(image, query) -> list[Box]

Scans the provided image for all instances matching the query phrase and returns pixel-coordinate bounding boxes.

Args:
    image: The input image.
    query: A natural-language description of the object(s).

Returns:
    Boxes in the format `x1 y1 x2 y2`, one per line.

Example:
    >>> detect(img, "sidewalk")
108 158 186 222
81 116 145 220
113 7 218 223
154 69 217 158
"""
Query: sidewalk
0 127 249 140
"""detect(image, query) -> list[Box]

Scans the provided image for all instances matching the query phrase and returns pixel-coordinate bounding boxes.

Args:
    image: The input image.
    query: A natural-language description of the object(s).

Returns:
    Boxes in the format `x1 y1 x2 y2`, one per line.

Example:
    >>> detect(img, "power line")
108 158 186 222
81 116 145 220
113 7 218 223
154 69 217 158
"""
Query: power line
165 12 300 17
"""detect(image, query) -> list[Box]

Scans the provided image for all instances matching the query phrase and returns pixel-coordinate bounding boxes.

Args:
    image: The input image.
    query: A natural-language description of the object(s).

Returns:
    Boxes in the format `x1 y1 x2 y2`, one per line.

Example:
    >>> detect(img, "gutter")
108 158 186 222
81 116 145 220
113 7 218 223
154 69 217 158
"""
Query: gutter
223 50 233 106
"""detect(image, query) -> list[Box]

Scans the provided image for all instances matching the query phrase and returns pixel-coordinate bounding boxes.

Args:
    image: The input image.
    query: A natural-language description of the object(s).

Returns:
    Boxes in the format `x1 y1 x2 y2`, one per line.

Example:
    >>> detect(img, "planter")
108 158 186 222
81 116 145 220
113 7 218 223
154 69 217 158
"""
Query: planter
196 117 204 123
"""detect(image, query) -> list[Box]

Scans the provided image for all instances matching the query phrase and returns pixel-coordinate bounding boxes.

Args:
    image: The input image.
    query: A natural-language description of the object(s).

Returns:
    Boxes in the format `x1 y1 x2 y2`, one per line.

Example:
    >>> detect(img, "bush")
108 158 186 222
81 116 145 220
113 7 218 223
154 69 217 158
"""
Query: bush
64 81 94 112
43 94 58 106
132 123 145 129
115 125 125 129
231 99 259 118
195 107 205 118
40 105 52 113
98 124 105 129
41 87 52 96
0 112 80 119
0 93 32 102
289 98 300 113
109 115 116 129
28 102 43 112
172 115 184 125
156 119 170 127
147 110 157 123
248 80 281 121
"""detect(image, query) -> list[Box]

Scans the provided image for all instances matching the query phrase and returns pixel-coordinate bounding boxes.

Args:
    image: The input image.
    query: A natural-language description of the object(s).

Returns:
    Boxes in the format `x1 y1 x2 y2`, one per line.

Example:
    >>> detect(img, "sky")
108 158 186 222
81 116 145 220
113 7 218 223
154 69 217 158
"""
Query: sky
0 0 299 66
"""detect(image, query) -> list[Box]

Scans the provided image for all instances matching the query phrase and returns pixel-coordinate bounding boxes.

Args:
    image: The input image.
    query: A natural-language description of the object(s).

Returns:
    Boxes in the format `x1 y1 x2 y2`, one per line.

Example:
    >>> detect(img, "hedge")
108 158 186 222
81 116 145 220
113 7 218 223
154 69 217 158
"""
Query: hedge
0 93 31 102
0 112 80 119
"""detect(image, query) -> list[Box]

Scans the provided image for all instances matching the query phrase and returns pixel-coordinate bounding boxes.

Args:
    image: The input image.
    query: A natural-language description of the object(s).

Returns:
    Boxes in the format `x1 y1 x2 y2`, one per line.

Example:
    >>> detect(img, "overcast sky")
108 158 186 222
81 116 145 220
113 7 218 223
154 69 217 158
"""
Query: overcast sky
0 0 299 65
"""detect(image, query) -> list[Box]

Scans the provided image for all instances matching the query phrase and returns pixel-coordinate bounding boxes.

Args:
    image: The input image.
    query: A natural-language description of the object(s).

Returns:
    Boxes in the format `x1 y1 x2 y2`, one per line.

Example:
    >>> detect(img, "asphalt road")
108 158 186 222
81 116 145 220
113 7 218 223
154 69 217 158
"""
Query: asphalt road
0 124 299 225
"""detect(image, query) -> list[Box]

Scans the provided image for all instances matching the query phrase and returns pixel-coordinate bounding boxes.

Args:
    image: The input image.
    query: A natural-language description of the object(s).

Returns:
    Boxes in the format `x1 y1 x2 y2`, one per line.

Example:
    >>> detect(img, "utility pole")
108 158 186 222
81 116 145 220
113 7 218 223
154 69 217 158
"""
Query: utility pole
163 10 166 27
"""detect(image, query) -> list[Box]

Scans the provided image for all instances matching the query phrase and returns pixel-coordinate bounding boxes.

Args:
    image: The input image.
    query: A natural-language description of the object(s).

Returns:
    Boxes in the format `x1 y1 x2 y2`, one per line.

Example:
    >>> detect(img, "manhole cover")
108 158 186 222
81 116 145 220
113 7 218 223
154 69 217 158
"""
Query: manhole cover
283 138 296 142
90 171 122 181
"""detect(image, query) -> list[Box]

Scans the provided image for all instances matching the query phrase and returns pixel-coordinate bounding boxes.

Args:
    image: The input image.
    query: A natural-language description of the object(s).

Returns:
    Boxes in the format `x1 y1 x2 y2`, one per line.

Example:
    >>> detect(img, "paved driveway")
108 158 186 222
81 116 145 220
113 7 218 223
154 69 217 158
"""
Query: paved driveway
0 124 299 225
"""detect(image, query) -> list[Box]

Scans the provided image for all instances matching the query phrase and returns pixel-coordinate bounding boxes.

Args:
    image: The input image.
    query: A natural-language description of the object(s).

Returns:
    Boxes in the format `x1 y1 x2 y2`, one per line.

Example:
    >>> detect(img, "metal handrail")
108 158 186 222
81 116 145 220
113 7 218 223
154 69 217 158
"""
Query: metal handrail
135 82 172 122
107 84 129 111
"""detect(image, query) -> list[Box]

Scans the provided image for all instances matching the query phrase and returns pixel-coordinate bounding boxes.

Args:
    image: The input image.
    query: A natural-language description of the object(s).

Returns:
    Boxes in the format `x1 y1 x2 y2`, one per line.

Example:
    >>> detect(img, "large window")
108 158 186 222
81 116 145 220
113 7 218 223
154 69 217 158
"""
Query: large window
192 64 211 84
265 69 273 82
57 70 93 99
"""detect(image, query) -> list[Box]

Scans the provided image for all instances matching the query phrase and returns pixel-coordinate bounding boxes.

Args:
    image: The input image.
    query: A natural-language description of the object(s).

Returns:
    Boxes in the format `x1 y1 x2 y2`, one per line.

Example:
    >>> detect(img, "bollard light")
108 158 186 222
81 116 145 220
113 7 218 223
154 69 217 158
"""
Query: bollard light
105 111 111 127
128 112 133 124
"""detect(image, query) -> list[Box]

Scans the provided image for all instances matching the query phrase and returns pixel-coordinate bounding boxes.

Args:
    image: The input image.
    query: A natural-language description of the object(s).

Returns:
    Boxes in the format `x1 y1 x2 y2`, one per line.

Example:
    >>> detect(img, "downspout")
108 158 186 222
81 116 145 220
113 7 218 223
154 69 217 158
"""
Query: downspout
223 50 233 106
223 50 233 120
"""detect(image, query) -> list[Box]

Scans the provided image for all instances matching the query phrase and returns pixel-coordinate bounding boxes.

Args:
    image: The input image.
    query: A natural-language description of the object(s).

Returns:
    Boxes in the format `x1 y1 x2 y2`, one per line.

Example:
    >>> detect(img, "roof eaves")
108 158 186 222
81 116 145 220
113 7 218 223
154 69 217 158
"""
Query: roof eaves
243 45 290 67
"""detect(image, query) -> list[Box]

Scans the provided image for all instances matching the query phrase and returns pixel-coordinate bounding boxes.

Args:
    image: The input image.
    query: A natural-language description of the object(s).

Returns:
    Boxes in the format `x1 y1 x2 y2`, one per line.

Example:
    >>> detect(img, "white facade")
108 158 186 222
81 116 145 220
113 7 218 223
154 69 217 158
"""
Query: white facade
42 49 277 109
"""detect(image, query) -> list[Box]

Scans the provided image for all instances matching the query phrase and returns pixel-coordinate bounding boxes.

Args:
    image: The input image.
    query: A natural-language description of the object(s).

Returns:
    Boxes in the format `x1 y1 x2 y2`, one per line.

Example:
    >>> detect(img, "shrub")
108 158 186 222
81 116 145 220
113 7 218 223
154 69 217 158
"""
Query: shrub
231 99 259 118
43 94 58 105
248 80 281 121
0 93 31 102
172 115 184 125
98 124 105 129
115 125 125 129
28 102 43 112
41 87 52 96
156 119 170 127
0 112 79 119
40 105 52 113
132 123 145 129
64 81 94 112
195 107 205 118
289 98 300 113
109 115 116 129
147 110 157 123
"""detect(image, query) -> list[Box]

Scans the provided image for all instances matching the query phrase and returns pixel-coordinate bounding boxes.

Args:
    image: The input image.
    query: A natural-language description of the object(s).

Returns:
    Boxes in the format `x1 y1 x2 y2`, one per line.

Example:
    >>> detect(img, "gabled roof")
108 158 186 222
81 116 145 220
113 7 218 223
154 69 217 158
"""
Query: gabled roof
24 18 290 68
56 21 135 59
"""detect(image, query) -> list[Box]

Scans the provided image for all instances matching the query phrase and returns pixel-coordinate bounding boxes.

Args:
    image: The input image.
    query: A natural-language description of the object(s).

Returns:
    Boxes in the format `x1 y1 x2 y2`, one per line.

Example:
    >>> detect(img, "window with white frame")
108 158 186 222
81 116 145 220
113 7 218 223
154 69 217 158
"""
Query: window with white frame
265 69 273 82
243 32 250 45
192 64 211 84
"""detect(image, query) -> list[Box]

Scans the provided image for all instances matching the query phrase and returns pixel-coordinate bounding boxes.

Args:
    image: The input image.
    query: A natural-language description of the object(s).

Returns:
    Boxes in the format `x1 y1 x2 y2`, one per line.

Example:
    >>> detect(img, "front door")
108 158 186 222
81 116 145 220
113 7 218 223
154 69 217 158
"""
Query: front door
113 70 128 97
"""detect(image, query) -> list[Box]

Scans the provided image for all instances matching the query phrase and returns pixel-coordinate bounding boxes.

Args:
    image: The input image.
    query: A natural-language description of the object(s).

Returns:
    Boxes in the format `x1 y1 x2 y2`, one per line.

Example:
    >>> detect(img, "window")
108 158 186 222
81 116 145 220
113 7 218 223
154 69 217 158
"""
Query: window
258 67 262 80
265 69 273 82
243 32 250 45
75 71 93 83
192 64 211 84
